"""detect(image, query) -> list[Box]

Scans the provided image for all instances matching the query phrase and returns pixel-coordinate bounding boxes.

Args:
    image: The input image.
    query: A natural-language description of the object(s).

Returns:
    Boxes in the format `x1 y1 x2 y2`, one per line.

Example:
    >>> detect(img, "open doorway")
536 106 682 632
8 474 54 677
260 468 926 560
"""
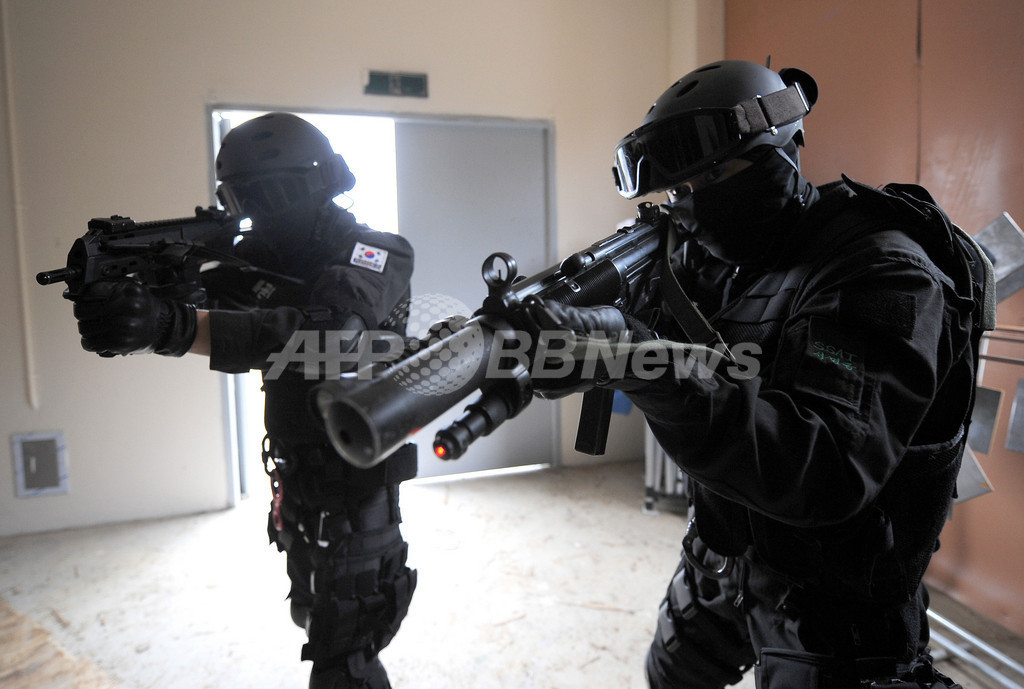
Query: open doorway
210 108 557 500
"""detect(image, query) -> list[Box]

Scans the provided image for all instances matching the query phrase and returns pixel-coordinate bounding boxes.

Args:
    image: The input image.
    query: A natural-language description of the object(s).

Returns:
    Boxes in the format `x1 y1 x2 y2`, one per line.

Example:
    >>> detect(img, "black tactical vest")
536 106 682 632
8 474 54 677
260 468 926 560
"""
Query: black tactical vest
675 177 988 607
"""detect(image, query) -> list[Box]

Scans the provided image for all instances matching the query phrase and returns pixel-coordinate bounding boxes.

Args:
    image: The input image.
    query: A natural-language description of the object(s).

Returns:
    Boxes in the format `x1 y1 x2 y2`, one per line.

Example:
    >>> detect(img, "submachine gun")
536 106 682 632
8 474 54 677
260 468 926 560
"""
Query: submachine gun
314 202 670 469
36 206 241 304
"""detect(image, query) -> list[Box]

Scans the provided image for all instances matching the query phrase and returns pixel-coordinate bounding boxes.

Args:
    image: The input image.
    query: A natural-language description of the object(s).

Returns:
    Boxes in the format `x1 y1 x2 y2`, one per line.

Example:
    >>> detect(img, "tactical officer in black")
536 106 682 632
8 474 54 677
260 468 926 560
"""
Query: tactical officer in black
72 113 417 689
537 61 993 688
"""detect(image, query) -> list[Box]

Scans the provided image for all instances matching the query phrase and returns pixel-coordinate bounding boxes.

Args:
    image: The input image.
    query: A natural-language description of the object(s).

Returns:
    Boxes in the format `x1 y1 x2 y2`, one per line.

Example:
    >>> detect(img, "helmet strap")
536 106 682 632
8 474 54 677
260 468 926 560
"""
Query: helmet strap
774 144 800 176
733 83 811 137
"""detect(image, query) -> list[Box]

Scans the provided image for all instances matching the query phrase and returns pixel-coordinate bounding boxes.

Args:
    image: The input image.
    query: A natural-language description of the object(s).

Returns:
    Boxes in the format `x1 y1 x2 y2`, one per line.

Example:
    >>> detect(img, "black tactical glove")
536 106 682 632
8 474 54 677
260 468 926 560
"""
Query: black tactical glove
525 299 629 338
518 298 630 398
71 279 198 357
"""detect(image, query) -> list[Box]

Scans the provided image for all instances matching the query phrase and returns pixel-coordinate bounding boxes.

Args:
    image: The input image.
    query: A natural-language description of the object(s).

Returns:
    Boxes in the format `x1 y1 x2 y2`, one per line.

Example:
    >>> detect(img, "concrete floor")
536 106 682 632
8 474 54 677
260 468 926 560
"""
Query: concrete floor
0 460 1021 689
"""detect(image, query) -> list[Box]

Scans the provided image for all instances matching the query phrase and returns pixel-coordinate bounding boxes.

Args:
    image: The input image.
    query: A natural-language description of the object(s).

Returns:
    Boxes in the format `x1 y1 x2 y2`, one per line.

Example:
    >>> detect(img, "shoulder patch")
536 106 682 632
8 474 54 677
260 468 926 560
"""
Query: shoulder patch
795 316 866 412
350 242 389 273
840 289 917 340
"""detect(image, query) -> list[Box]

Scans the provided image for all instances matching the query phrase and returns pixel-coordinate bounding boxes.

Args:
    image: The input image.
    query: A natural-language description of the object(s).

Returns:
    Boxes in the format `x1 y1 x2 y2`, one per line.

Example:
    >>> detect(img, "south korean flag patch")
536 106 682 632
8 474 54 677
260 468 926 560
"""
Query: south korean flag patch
350 242 389 273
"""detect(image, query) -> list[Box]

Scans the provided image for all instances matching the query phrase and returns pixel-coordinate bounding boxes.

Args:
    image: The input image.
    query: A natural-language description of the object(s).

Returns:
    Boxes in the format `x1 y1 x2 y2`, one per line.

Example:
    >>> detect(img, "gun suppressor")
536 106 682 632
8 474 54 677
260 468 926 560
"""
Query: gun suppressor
315 321 495 468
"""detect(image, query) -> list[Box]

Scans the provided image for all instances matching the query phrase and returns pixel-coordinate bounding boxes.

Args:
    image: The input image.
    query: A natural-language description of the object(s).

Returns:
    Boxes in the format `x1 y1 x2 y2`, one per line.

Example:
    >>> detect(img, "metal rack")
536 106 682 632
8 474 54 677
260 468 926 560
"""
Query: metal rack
928 610 1024 689
980 325 1024 368
643 428 687 514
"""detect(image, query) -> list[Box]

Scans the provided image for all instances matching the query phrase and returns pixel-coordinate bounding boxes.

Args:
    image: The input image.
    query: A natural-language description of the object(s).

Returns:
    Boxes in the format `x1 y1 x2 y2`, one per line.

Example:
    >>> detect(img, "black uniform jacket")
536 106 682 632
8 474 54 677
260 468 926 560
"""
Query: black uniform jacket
201 210 414 444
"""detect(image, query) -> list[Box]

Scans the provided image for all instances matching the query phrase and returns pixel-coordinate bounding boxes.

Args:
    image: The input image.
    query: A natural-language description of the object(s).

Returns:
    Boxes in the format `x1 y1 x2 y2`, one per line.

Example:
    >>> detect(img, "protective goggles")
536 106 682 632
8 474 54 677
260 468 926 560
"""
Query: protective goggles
612 82 810 199
217 168 328 219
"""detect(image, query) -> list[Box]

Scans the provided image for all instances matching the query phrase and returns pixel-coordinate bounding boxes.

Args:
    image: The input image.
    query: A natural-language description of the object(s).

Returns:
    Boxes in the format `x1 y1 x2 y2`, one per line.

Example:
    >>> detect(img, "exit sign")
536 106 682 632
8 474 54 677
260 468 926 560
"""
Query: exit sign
364 71 428 98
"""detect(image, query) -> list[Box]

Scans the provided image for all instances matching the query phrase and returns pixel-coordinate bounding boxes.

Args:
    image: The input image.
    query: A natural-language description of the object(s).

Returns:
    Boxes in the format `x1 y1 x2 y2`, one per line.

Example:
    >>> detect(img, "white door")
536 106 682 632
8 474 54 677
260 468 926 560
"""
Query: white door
394 119 557 478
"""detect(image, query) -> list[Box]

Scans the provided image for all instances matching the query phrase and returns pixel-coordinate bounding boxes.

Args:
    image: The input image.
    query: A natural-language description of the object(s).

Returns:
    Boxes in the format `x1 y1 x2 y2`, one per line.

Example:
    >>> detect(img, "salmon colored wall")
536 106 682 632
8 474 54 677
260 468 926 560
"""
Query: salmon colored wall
725 0 1024 635
724 0 920 187
918 0 1024 637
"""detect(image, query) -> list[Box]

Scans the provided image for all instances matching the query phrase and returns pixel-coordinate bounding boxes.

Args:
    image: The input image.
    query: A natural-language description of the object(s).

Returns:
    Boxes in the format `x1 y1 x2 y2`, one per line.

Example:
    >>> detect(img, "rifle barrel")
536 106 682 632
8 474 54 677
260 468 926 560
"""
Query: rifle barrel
36 266 80 286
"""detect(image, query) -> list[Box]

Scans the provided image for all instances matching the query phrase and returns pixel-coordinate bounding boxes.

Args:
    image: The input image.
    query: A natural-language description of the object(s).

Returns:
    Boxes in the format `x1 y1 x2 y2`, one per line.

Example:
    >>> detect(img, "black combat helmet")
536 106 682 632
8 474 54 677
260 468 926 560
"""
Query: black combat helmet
613 60 818 199
215 112 355 225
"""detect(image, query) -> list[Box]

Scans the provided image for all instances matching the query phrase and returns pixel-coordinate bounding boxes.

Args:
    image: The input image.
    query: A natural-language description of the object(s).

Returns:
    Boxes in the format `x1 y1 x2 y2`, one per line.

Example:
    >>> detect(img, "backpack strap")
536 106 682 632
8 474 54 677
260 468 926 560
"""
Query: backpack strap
952 225 997 331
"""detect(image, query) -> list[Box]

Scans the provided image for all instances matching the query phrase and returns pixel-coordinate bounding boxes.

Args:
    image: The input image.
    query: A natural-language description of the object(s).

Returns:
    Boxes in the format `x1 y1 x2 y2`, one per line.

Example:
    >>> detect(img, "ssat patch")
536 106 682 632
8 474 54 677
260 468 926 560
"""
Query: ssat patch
350 242 389 273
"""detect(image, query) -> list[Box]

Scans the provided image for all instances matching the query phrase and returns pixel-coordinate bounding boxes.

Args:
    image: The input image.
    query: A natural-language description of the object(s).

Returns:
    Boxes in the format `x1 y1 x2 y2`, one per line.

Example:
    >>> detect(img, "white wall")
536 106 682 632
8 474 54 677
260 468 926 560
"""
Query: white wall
0 0 723 537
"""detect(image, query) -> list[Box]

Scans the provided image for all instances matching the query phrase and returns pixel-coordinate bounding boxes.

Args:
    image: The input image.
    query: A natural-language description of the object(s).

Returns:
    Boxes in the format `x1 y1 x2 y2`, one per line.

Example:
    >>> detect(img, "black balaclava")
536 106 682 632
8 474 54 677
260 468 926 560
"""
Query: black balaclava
243 189 337 271
668 143 815 266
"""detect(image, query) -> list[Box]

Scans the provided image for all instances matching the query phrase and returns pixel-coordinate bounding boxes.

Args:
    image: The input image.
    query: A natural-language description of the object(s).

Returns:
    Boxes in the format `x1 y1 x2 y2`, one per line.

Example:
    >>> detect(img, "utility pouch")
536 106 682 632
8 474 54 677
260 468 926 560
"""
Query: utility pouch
755 650 934 689
656 564 697 652
755 648 850 689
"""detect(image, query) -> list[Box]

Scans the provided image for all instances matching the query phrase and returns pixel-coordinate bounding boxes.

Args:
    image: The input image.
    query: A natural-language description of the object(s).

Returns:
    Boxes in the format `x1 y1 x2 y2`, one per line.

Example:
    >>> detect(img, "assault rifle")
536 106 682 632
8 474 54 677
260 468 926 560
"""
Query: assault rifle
36 206 241 304
314 202 673 469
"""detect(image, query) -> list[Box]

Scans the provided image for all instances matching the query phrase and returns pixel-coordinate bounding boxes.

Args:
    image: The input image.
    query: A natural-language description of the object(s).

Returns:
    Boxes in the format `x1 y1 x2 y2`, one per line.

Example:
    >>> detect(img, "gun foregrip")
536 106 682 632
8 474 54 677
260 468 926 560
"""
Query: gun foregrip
544 259 623 307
